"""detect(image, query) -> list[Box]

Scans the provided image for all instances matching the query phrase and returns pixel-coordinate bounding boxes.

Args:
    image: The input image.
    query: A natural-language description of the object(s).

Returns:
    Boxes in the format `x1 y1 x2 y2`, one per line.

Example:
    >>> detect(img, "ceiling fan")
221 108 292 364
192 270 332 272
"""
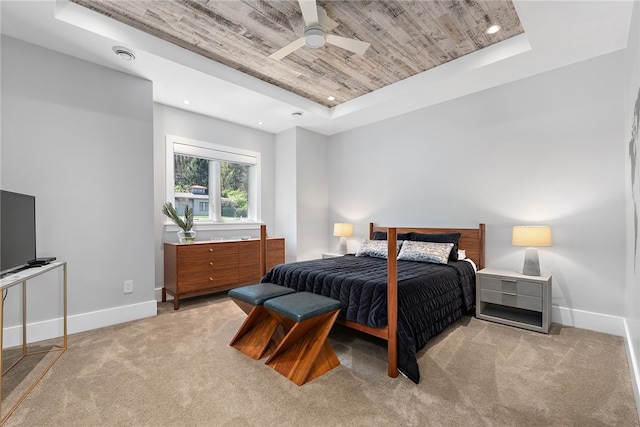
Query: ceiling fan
269 0 371 60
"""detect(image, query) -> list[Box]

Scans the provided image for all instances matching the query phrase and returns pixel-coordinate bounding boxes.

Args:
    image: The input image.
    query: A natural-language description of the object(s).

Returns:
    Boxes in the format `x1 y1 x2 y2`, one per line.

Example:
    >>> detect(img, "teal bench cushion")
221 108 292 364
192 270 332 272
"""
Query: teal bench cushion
264 292 341 322
228 283 295 306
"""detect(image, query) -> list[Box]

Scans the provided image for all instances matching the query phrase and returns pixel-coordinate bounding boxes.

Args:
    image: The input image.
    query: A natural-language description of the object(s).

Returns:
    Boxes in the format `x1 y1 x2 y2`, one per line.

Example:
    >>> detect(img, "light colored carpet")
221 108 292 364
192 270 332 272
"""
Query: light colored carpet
2 293 638 426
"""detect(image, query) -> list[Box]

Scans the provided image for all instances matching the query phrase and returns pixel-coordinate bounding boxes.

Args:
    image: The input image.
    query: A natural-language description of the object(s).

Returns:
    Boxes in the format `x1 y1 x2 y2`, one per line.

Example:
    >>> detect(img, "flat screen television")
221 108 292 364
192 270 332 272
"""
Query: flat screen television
0 190 36 277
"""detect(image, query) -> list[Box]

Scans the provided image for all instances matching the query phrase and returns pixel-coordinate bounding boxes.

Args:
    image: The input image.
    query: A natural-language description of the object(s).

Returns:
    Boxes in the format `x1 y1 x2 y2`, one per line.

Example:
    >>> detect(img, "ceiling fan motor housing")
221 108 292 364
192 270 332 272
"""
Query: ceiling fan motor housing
304 26 326 48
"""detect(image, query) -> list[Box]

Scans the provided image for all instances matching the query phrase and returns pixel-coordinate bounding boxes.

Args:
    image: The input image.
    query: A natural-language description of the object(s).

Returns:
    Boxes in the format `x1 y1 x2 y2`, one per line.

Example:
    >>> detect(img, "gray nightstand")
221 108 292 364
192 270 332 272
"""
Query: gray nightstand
476 268 552 333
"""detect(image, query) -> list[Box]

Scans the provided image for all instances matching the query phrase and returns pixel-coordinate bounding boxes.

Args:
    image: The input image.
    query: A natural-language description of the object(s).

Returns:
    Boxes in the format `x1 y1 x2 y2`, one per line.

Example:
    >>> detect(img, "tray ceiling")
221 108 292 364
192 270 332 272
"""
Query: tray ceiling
69 0 524 107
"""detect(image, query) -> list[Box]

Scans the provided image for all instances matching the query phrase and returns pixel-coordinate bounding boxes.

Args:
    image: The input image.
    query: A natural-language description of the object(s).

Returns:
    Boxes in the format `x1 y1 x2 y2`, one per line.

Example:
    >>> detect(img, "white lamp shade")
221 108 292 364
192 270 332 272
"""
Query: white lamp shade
333 223 354 237
512 226 552 247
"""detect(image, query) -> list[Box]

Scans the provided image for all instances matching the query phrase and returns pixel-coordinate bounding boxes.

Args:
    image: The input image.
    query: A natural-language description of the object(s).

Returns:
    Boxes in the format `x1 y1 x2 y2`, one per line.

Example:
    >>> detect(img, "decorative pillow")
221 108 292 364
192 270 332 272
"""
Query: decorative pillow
355 239 402 259
458 249 466 260
372 231 412 241
410 232 461 261
397 241 454 264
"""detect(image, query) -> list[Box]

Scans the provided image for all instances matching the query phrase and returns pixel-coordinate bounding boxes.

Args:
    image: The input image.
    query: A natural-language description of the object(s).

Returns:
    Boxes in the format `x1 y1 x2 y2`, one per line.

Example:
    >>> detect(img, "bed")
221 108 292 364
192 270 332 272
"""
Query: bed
260 223 485 383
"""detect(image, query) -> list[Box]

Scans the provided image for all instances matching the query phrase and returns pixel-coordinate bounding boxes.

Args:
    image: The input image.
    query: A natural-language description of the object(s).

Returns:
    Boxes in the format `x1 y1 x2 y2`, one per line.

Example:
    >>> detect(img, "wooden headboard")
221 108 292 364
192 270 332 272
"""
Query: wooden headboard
369 223 486 270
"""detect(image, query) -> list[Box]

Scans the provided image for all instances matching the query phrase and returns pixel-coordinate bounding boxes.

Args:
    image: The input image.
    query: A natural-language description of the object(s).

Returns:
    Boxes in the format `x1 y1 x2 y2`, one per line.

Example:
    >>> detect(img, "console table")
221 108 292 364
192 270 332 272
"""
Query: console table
0 261 67 424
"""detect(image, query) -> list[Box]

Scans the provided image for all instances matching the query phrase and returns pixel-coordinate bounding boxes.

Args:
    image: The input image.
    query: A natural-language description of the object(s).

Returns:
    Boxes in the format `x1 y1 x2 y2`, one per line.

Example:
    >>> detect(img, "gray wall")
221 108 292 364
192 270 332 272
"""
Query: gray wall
1 36 156 343
275 128 329 262
328 50 626 335
153 104 278 292
624 0 640 418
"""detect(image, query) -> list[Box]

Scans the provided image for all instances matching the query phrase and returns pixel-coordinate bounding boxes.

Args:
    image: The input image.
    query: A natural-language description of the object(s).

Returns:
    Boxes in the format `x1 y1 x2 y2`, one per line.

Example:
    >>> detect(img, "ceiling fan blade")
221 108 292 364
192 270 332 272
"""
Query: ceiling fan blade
326 34 371 55
298 0 319 27
269 37 306 60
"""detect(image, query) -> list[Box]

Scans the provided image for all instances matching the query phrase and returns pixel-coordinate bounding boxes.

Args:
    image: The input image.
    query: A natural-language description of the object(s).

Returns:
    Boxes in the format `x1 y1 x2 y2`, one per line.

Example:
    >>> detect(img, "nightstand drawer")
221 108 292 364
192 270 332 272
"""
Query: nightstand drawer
480 276 542 298
480 289 543 312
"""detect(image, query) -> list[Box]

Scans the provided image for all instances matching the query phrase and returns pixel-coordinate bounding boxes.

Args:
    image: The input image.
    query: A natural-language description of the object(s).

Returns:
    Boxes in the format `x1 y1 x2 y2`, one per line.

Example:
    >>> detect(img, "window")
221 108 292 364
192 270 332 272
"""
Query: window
166 136 260 224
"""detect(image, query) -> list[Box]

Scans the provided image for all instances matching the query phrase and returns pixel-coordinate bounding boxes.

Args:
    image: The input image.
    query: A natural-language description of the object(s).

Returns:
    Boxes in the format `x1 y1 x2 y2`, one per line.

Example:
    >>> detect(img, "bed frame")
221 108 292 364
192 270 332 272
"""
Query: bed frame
258 222 486 379
338 223 486 378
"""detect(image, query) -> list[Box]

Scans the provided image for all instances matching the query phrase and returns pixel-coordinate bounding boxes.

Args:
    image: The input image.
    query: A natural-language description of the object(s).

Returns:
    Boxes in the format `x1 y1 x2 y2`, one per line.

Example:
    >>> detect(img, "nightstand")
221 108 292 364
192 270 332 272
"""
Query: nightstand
322 252 343 259
476 268 552 333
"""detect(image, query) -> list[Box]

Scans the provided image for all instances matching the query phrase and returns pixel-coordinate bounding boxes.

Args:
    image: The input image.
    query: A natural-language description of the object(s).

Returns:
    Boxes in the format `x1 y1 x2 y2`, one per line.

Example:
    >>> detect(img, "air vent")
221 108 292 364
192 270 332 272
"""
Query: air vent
112 46 135 61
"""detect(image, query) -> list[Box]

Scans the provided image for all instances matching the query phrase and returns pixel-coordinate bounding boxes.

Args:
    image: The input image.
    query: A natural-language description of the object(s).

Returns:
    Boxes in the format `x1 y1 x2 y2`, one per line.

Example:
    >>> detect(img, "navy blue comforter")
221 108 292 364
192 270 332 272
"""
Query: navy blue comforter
261 255 476 383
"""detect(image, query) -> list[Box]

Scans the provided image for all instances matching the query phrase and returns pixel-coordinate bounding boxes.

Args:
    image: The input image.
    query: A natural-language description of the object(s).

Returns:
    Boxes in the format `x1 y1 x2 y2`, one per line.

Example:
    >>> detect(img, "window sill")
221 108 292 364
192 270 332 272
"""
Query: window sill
164 222 263 232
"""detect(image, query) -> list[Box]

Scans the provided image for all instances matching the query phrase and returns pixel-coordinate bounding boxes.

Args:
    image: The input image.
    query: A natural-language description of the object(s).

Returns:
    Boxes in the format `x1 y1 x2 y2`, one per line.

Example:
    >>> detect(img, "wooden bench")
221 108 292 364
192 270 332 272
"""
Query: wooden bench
228 283 295 360
263 292 341 386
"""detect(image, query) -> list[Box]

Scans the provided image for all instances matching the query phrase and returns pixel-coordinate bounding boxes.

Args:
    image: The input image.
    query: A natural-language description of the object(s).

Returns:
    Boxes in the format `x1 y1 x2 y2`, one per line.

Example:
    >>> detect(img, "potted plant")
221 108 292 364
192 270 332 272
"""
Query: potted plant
162 202 196 243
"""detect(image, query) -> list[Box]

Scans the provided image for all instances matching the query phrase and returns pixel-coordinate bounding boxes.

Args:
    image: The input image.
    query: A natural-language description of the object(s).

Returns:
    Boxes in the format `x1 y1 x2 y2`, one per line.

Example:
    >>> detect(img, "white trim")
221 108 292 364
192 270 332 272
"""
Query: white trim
2 300 157 348
623 319 640 423
169 135 259 164
552 305 625 336
164 135 262 223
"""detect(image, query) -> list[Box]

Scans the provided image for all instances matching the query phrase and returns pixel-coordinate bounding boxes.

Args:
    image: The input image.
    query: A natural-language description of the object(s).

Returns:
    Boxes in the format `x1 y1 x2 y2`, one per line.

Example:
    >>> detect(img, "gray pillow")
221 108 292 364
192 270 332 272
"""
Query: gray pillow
397 241 453 264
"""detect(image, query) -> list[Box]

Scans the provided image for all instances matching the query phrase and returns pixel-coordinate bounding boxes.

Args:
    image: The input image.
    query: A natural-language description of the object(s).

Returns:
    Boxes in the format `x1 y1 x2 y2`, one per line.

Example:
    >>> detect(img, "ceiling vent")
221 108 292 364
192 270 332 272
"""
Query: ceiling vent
112 46 135 61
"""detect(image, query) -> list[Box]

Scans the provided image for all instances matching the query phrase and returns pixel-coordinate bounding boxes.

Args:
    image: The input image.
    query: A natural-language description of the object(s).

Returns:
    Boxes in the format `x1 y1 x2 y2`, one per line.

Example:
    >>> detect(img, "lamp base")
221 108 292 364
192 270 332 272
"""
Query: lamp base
522 247 541 276
338 237 348 255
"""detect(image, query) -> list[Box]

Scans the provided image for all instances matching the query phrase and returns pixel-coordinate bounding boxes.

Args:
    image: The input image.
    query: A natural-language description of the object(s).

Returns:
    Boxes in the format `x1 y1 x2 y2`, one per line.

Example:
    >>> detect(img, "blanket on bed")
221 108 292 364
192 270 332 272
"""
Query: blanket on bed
261 255 476 383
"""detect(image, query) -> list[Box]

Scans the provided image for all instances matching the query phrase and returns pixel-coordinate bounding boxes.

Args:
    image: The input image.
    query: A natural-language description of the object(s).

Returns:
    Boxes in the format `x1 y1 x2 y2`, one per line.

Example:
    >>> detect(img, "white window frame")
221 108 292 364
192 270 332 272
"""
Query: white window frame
165 135 261 230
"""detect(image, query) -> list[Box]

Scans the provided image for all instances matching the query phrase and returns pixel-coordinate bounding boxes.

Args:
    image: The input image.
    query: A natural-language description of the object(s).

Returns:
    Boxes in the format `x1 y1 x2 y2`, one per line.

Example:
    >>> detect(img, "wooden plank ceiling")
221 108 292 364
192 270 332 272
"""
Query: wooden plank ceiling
71 0 524 107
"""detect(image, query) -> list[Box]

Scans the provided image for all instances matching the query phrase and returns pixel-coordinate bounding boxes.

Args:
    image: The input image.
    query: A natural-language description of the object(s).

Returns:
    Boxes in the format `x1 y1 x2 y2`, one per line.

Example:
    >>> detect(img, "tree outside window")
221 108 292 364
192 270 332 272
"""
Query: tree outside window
173 154 250 221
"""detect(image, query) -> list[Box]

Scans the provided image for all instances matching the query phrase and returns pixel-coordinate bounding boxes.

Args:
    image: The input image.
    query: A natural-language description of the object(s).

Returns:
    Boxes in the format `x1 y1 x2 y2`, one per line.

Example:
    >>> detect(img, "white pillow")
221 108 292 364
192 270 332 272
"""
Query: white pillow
457 249 466 260
397 241 453 264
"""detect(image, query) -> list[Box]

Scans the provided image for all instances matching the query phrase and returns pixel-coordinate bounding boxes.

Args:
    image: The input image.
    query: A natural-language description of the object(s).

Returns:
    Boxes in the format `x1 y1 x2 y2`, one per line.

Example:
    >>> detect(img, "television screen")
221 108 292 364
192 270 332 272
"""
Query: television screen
1 190 36 276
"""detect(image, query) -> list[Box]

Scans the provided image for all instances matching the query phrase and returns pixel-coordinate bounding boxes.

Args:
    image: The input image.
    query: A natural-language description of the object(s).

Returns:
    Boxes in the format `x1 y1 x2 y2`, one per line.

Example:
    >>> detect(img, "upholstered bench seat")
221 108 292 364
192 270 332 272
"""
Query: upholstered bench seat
228 283 295 360
263 292 342 385
263 292 341 322
228 283 295 307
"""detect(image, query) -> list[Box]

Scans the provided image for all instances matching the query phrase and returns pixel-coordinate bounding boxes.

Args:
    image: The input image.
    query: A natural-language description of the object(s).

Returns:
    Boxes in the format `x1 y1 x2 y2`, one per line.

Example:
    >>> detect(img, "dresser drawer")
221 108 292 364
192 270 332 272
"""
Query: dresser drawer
480 289 542 312
480 275 542 298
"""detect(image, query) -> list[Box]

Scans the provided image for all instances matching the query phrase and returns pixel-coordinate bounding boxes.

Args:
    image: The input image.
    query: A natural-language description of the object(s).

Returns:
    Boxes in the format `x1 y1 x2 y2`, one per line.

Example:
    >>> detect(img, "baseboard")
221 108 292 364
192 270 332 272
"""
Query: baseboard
552 305 625 336
2 300 157 348
623 319 640 423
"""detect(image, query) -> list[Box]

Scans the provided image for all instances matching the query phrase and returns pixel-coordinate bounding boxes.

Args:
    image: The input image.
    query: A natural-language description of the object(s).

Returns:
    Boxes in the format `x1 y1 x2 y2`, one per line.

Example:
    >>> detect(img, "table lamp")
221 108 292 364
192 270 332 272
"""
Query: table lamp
333 223 353 254
512 226 552 276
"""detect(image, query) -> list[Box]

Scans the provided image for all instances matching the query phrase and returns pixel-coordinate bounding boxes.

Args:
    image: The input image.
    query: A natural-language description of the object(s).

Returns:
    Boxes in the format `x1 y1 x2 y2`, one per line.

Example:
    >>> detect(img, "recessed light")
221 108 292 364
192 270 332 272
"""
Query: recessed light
327 96 336 101
292 111 303 117
112 46 135 61
486 25 501 35
183 100 190 105
257 121 264 125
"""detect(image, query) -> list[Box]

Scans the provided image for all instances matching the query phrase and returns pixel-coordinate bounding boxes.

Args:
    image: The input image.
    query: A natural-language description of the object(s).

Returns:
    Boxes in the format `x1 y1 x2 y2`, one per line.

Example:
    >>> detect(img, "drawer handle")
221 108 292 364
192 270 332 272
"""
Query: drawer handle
209 277 213 281
209 248 213 252
209 262 213 266
502 279 517 283
501 292 517 296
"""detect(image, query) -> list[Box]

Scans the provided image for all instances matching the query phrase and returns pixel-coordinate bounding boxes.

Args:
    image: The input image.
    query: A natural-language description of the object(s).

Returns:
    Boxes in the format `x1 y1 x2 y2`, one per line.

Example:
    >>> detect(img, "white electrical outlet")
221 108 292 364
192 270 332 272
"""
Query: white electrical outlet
123 280 133 294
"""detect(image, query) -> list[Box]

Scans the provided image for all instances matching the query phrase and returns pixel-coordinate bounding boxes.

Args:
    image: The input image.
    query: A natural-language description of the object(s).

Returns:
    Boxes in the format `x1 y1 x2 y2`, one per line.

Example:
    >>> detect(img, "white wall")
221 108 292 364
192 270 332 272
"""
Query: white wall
329 50 626 336
275 128 298 262
275 128 329 262
1 37 156 345
153 104 278 291
294 128 329 261
624 0 640 419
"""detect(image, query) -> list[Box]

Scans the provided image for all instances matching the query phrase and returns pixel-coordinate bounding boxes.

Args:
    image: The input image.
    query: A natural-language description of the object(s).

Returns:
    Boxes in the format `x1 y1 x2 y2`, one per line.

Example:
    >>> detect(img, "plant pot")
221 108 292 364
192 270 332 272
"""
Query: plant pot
178 230 197 243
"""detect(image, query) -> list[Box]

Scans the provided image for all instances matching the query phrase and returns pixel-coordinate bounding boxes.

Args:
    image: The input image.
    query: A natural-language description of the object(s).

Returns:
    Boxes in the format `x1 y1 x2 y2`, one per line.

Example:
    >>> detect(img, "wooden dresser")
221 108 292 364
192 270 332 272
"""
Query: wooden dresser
163 237 285 309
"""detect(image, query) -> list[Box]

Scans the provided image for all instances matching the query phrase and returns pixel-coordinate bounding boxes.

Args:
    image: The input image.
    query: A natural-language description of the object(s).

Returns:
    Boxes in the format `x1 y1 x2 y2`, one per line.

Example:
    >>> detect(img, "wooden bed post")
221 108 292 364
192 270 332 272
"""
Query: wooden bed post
387 227 398 378
260 224 267 276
